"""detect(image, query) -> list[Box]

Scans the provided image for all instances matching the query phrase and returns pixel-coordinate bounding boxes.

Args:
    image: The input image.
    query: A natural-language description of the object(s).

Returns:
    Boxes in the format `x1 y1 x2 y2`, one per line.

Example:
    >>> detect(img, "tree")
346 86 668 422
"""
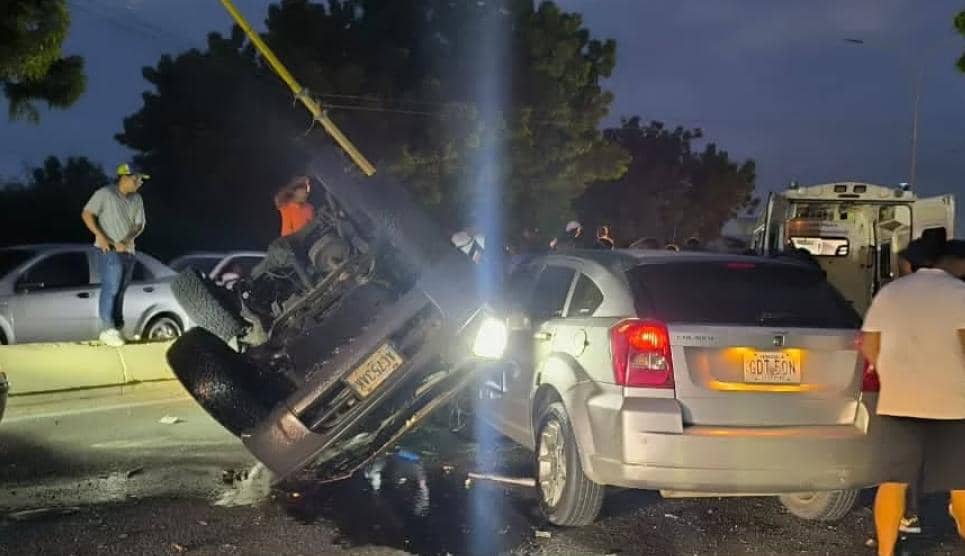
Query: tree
0 156 107 245
956 10 965 73
116 0 627 255
0 0 86 121
576 117 756 246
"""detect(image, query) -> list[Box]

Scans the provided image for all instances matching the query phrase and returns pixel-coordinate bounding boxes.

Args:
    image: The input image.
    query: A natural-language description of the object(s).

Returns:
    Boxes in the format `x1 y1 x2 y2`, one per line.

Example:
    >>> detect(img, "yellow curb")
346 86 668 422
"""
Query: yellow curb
0 341 176 395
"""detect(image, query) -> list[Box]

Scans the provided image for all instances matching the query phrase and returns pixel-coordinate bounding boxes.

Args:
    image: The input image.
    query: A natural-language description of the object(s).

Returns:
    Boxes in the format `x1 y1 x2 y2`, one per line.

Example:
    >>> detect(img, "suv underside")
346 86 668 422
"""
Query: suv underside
167 153 493 481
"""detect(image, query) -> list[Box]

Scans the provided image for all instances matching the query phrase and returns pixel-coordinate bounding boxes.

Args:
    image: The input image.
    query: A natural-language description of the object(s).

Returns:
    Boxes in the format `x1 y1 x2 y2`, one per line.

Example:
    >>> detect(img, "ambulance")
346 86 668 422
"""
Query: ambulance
752 181 954 314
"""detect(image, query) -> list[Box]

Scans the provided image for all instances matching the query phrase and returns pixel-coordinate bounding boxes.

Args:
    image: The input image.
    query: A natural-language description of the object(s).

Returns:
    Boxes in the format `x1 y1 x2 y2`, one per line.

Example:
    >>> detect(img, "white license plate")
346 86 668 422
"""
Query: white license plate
344 344 405 398
743 351 801 384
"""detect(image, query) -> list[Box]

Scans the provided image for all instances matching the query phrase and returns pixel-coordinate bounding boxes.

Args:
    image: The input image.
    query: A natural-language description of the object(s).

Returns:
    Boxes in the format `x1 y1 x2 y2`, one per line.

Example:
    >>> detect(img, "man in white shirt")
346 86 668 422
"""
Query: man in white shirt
861 243 965 556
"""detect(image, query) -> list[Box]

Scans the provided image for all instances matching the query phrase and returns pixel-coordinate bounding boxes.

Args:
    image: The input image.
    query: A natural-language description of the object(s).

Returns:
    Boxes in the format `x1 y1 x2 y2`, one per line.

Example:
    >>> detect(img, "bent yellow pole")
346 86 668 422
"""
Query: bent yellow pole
220 0 376 176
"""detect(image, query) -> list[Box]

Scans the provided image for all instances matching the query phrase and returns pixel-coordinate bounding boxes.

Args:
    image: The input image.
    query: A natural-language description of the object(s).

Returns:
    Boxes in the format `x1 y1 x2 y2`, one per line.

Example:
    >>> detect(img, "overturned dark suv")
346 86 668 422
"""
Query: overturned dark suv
167 153 505 481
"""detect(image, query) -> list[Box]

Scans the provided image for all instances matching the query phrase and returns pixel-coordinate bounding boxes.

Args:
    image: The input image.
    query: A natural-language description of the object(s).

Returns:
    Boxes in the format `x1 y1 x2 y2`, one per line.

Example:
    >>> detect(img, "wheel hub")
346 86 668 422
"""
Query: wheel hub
538 420 567 507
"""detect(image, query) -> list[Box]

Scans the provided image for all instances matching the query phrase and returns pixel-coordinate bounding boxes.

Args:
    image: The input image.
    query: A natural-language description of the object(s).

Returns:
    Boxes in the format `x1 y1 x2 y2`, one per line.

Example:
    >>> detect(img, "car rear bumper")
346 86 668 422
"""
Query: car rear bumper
574 386 912 494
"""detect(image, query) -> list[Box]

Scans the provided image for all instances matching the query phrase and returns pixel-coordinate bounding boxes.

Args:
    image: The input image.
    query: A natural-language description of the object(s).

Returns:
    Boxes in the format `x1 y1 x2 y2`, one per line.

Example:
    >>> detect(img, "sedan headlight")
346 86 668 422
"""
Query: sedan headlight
472 316 508 359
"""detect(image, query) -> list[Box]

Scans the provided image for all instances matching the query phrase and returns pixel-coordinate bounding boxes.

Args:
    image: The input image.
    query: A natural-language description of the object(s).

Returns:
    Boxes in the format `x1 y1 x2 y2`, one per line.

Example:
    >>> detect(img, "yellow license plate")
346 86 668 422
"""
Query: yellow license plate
344 344 405 398
743 351 801 384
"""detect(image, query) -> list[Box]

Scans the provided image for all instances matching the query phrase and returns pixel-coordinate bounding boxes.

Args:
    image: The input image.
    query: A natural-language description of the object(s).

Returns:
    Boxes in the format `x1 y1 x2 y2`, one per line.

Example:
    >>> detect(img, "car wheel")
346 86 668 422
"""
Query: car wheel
535 402 604 527
171 269 246 343
166 328 271 436
143 314 182 342
779 490 859 522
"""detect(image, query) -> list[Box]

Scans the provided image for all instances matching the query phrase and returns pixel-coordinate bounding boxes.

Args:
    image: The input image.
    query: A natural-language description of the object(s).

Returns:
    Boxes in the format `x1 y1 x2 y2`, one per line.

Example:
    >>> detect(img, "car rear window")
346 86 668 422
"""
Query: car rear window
0 249 35 277
629 261 861 328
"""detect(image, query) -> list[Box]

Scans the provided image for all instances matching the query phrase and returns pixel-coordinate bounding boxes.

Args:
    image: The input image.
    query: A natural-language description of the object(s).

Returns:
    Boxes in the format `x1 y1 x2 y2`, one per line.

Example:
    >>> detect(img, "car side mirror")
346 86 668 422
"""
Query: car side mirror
507 312 531 331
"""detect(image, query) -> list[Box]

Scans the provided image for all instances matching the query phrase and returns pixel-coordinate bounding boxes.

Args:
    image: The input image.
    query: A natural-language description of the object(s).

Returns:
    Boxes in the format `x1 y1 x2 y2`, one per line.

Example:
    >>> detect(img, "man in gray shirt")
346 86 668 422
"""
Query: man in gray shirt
81 163 148 346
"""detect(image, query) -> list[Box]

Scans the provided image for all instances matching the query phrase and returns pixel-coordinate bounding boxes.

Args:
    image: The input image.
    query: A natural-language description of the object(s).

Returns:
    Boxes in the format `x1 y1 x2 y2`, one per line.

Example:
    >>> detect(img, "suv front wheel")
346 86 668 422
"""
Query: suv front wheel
535 401 604 527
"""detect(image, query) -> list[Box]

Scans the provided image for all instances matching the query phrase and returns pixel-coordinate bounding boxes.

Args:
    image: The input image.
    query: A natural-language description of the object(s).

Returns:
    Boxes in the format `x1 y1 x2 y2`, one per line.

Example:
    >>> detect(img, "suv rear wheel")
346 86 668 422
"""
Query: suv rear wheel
535 402 604 527
779 490 859 522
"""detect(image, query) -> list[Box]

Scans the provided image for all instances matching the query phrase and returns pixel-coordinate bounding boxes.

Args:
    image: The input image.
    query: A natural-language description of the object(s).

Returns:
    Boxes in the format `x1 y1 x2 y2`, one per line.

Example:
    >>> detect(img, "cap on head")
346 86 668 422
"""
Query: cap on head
116 163 150 180
565 220 581 233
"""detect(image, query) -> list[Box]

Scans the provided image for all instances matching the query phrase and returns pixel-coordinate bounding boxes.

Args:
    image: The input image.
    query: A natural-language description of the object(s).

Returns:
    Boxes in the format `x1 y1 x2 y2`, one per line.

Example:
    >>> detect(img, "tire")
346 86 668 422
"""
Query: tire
779 490 859 522
143 314 182 342
166 328 271 436
171 269 246 343
534 402 605 527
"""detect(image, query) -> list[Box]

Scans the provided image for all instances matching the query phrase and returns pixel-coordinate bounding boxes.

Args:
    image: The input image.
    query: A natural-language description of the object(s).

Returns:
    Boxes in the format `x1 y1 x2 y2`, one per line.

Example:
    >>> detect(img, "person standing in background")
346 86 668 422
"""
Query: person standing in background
275 176 315 237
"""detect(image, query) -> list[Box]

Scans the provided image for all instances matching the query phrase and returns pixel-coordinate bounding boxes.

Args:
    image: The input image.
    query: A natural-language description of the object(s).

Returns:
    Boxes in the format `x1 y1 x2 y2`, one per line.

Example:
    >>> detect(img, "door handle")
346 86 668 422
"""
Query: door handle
533 331 553 341
143 286 155 293
76 292 91 299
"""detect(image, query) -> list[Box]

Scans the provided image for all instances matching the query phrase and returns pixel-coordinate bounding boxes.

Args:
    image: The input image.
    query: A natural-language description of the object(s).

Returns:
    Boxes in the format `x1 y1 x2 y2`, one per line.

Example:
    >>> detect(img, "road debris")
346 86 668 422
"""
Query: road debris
158 415 182 425
126 467 145 478
865 538 877 548
215 463 273 507
534 530 552 539
664 513 680 520
466 472 536 487
7 506 80 521
171 542 188 553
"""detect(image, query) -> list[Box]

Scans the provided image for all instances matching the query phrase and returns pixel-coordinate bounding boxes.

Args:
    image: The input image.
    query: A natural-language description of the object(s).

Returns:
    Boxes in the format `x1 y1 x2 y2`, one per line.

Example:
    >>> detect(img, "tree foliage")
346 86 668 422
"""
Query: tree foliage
116 0 627 254
576 117 756 246
0 0 86 121
0 156 107 245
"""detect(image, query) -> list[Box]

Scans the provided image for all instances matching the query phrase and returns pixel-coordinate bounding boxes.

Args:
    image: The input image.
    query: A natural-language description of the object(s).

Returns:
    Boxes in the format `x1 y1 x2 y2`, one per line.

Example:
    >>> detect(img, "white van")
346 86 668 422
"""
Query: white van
752 182 954 314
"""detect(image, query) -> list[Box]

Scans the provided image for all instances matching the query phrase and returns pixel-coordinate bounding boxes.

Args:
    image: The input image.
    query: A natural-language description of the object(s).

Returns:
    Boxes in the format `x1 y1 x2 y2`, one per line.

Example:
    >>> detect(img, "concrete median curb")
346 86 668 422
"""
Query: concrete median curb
0 341 176 396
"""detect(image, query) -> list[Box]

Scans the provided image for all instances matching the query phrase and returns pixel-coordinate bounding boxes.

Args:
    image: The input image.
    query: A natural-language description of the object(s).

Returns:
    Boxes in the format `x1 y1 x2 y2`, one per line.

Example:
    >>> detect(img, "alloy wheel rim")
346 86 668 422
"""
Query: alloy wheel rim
538 419 567 507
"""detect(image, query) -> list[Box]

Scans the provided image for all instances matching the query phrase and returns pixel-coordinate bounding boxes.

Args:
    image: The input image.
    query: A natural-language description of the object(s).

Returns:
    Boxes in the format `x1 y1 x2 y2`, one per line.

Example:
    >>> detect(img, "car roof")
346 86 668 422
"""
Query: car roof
2 243 94 252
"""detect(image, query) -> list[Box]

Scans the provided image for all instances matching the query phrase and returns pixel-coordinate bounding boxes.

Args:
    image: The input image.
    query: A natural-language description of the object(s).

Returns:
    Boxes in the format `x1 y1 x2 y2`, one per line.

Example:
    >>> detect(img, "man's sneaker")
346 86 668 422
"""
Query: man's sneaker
899 515 922 534
99 328 125 347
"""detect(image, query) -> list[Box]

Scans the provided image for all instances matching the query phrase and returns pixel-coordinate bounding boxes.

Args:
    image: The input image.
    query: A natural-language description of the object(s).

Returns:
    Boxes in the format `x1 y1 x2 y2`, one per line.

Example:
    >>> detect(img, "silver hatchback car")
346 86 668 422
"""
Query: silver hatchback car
478 250 898 527
0 244 190 344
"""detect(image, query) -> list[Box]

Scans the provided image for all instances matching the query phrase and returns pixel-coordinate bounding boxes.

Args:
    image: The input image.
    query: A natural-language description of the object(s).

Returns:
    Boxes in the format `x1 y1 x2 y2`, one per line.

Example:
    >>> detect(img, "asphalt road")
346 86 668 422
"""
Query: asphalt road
1 381 964 555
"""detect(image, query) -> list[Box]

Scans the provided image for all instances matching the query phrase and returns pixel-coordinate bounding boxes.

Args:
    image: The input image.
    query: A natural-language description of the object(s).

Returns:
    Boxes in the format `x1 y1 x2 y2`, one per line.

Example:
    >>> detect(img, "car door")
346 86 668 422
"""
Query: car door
117 256 160 339
500 264 577 446
11 250 99 342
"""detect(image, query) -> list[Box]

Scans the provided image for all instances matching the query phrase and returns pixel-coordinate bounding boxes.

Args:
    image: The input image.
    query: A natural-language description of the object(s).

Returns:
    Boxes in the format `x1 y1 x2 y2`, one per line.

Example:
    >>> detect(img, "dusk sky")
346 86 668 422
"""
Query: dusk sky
1 1 964 200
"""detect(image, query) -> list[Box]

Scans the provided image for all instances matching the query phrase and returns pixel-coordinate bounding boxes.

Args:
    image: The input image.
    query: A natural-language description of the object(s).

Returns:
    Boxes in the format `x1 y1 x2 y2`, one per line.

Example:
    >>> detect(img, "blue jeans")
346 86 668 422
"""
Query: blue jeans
98 251 135 331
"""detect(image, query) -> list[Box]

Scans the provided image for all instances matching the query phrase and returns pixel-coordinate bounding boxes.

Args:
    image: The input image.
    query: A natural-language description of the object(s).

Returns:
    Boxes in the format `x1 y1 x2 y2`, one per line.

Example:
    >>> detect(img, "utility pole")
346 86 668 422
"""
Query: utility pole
219 0 376 176
909 66 923 190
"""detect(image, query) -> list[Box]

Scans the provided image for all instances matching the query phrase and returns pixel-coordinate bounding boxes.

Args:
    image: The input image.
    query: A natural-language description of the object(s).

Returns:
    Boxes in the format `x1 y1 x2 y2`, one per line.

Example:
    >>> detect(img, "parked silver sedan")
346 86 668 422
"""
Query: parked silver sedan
0 244 191 344
478 250 906 527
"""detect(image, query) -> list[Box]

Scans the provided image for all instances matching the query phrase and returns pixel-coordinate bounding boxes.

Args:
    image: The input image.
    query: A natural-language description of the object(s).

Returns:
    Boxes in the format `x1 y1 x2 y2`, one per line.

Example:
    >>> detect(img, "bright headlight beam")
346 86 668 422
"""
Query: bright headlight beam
472 317 508 359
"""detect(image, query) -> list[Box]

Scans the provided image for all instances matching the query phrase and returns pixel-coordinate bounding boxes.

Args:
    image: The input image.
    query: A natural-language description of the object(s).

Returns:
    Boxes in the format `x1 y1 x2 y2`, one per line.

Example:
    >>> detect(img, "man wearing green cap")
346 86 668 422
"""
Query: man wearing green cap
80 163 149 346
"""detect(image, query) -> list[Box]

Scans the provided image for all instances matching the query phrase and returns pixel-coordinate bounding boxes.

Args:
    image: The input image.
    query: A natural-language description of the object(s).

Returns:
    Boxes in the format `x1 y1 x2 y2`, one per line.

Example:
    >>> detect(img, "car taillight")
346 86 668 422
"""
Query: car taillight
854 334 880 393
861 359 880 392
610 319 674 388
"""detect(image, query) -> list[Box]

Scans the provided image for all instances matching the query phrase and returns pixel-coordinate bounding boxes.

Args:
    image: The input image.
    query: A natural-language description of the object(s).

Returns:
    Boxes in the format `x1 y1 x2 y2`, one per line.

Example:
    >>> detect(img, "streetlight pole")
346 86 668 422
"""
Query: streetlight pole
909 66 924 189
843 38 924 189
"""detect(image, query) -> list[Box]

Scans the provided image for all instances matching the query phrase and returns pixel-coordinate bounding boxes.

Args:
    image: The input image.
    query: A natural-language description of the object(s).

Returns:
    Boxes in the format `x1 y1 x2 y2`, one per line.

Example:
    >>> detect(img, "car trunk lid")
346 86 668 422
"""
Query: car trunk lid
628 259 864 427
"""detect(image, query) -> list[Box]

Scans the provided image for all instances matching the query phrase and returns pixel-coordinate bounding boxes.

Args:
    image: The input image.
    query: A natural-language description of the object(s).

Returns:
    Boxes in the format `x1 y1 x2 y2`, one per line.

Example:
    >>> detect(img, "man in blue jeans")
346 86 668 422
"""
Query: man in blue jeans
81 164 148 346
